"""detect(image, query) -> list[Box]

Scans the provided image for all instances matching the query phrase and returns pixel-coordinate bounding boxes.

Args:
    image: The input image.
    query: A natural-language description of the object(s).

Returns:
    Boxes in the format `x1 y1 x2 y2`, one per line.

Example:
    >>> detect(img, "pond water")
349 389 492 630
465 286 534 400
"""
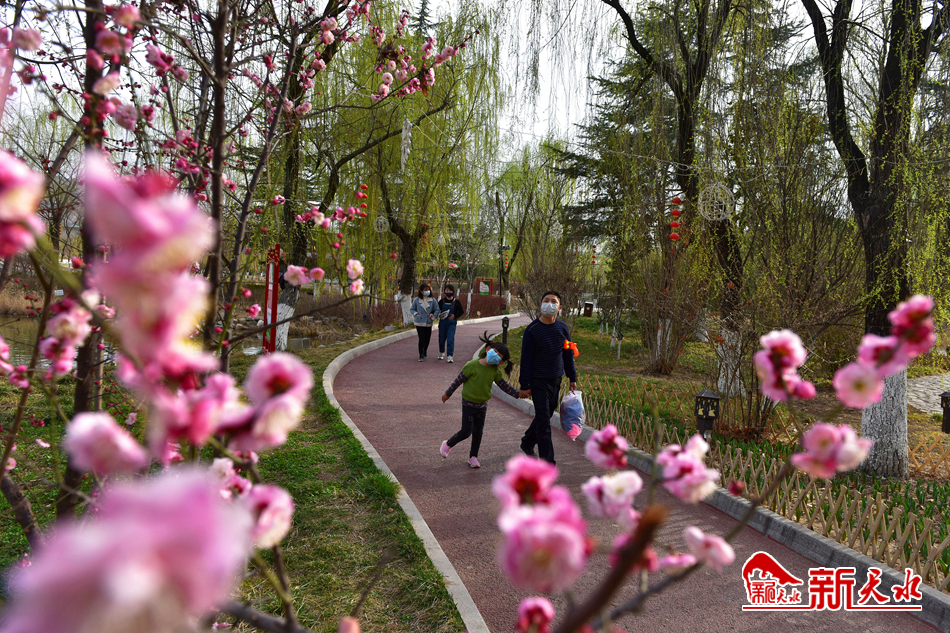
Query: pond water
0 318 262 367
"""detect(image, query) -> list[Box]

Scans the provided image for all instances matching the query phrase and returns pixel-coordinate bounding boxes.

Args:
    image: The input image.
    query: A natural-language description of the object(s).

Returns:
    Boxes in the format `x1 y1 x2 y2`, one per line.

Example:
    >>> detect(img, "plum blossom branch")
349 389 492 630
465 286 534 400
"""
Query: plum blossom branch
226 293 370 345
219 600 314 633
552 505 666 633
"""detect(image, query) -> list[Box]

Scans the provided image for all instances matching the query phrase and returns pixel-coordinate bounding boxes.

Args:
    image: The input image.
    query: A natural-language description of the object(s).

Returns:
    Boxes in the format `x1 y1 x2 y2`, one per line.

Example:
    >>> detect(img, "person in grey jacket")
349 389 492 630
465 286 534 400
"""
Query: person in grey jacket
410 283 439 361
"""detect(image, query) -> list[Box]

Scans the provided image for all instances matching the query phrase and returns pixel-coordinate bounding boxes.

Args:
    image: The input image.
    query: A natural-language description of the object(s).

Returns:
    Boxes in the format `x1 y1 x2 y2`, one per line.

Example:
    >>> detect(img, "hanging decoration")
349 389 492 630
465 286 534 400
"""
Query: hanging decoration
669 196 683 242
698 183 734 222
400 119 412 172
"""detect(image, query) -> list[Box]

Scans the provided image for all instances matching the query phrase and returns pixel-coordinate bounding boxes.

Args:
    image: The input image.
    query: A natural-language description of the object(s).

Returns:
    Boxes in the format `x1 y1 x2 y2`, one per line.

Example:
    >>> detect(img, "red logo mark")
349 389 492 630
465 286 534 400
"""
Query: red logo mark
740 552 923 612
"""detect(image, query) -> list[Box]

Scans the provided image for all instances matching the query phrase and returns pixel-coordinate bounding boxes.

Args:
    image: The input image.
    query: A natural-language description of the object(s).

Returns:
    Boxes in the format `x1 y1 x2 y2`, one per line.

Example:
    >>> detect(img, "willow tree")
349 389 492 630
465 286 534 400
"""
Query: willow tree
597 0 745 385
369 13 503 323
802 0 948 477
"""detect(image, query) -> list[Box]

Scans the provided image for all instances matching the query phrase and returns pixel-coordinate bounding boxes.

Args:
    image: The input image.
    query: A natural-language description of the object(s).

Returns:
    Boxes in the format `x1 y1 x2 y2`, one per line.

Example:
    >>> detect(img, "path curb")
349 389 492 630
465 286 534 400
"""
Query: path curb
323 314 515 633
492 384 950 630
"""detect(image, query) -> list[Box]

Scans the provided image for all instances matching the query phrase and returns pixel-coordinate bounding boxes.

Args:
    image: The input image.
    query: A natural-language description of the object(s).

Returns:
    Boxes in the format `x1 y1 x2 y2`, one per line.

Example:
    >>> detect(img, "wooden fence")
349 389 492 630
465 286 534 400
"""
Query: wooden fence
506 364 950 478
505 364 950 593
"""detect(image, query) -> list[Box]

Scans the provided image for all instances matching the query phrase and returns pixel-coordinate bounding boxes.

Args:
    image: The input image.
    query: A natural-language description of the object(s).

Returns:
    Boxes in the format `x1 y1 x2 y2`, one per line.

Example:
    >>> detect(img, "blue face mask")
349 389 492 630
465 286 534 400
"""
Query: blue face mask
486 349 502 365
423 290 431 296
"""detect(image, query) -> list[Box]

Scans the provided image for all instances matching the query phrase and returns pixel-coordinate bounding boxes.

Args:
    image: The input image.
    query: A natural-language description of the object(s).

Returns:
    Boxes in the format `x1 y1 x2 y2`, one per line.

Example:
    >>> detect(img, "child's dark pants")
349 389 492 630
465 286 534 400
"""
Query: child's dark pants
447 405 487 457
520 376 560 464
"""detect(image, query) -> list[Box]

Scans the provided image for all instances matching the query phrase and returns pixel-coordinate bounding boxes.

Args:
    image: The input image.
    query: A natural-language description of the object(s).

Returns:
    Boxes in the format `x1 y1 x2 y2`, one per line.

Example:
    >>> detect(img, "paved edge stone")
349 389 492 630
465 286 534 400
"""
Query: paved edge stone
492 384 950 630
324 314 516 633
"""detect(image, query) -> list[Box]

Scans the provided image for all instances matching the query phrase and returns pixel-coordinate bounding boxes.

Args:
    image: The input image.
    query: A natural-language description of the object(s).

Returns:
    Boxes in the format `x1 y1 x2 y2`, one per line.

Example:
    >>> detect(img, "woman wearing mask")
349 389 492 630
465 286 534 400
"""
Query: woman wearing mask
410 283 439 361
437 284 465 363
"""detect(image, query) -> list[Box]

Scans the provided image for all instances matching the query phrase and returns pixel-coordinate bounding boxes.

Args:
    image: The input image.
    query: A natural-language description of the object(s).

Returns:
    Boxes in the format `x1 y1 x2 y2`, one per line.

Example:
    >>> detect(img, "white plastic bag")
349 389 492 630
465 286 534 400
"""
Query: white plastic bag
559 391 585 440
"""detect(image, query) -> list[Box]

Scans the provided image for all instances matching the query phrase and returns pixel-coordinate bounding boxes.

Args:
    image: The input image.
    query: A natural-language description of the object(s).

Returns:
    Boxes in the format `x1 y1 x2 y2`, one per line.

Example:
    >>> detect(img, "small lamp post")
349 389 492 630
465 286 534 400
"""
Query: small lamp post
941 391 950 434
694 389 721 439
502 316 510 345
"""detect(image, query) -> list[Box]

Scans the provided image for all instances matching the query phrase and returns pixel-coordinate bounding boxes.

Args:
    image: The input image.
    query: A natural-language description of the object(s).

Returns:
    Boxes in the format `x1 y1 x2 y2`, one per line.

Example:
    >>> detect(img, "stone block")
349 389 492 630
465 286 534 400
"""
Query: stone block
288 338 310 350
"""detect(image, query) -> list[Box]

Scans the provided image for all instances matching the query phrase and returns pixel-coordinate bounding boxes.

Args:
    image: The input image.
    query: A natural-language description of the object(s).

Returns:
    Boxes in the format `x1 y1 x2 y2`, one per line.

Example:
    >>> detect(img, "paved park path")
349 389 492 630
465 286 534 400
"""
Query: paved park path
332 316 940 633
907 373 950 415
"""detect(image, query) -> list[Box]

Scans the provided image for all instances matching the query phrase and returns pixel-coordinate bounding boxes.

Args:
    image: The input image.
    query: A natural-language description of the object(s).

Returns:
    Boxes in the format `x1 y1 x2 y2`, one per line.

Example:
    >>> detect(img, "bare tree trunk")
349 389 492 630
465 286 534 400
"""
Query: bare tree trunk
59 0 105 521
859 369 909 478
274 286 298 351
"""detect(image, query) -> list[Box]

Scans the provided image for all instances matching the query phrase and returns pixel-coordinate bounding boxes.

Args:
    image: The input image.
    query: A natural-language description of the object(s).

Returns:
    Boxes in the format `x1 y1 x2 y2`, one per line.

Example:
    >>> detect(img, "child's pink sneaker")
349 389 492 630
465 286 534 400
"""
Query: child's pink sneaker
440 440 451 458
469 456 480 468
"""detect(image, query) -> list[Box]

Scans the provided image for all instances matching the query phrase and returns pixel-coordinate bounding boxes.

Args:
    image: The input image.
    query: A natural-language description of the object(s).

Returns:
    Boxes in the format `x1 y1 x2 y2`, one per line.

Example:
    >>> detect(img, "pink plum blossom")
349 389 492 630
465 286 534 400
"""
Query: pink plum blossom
308 267 325 280
210 457 251 499
1 470 253 633
338 617 360 633
63 412 149 475
243 352 313 405
145 44 173 72
112 103 138 130
0 335 12 374
498 505 588 592
659 553 697 573
150 373 252 456
656 435 720 503
11 28 42 51
349 279 364 295
833 362 884 408
790 423 873 478
0 149 45 224
295 102 312 116
95 29 126 56
346 258 364 279
86 49 105 70
96 270 216 383
0 149 44 256
245 484 294 548
84 152 213 272
584 424 628 469
753 329 814 401
38 337 77 377
856 334 910 378
0 220 43 257
226 395 304 453
683 526 735 572
283 265 309 286
516 597 554 633
888 294 935 357
492 454 559 508
247 304 261 318
92 71 121 95
113 5 141 27
46 302 92 347
581 470 642 522
8 365 29 389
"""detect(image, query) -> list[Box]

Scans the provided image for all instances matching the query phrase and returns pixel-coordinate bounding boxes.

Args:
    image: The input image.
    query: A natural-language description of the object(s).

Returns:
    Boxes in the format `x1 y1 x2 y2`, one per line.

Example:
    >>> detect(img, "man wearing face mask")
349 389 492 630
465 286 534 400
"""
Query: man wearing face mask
518 290 578 464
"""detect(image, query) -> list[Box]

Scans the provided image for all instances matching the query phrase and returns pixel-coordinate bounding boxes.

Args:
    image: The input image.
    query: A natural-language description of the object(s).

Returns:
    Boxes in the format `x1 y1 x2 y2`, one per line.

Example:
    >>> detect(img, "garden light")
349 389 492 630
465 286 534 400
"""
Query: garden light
694 389 721 439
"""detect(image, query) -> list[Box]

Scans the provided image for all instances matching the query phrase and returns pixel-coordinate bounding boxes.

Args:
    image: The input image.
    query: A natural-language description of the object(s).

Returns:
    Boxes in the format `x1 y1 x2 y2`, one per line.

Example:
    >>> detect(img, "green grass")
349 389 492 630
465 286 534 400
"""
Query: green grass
0 332 464 632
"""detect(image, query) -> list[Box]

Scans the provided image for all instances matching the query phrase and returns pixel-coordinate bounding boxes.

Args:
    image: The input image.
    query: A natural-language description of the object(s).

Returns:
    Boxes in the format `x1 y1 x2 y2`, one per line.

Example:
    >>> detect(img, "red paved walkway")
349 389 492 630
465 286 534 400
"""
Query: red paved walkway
332 316 939 633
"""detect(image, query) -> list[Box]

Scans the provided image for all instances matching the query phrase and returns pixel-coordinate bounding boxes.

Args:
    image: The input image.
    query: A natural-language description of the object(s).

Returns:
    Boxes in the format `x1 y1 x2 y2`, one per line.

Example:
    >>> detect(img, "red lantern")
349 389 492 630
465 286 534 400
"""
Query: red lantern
670 233 680 241
670 221 680 228
671 209 681 217
671 196 682 205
